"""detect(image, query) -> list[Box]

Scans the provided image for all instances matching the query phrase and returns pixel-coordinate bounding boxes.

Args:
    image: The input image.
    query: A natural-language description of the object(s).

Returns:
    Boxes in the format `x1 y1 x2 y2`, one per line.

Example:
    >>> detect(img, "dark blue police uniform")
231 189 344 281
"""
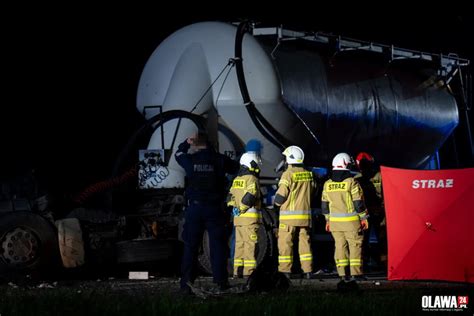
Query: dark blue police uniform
175 140 239 290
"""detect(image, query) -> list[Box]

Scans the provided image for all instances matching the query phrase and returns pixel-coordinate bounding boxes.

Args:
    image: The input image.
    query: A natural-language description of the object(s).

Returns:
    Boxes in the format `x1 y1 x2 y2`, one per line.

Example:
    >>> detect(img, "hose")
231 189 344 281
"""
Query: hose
234 21 291 150
73 167 137 205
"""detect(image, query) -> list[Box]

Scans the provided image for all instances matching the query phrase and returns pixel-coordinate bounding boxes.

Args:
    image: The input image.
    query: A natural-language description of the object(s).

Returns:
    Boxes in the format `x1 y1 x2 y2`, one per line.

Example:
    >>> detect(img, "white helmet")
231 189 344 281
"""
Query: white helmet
240 152 262 172
282 146 304 164
332 153 354 170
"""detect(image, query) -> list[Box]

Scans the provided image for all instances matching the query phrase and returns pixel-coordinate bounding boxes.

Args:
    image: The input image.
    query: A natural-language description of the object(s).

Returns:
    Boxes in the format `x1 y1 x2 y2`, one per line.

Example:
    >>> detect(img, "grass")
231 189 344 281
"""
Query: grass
1 285 472 315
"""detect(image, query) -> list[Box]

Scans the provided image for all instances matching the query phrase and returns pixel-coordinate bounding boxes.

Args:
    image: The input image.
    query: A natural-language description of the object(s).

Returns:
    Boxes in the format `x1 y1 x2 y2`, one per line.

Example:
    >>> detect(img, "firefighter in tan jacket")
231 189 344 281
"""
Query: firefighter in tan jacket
274 146 314 278
322 153 369 282
355 152 386 269
227 152 262 277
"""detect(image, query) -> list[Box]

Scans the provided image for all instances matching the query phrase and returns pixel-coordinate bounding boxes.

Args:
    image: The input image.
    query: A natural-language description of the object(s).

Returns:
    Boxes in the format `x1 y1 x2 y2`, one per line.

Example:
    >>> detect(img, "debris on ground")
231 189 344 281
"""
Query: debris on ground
129 272 149 280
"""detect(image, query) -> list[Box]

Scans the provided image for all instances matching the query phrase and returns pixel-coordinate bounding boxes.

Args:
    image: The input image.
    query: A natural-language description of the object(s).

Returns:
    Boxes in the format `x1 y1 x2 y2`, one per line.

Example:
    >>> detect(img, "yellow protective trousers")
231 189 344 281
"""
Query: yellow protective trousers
233 223 259 276
278 224 312 273
331 230 364 277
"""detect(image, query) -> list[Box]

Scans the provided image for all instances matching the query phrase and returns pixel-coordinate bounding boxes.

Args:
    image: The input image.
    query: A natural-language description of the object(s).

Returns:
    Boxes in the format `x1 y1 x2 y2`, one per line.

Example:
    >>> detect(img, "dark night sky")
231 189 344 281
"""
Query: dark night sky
2 11 473 194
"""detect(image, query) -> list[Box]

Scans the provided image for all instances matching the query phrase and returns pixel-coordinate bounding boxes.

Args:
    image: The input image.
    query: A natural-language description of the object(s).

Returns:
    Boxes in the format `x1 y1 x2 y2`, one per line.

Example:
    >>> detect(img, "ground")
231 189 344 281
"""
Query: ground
1 273 472 315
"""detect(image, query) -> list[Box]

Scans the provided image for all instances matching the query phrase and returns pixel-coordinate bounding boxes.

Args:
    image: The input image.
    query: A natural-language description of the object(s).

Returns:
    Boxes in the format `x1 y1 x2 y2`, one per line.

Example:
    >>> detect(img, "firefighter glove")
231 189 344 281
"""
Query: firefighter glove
232 207 240 217
361 219 369 230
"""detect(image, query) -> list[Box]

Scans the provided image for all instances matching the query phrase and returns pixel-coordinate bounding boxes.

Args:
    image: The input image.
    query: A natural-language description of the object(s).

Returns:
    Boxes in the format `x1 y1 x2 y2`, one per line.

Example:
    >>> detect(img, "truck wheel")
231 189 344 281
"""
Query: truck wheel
262 208 278 228
0 211 60 281
261 208 278 259
198 225 270 275
56 218 85 268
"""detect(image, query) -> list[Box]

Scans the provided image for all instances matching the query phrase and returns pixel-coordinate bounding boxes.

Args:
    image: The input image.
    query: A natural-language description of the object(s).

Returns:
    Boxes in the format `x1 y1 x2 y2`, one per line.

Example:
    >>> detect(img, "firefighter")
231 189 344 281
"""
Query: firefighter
227 152 263 278
175 131 239 294
355 152 382 202
274 146 314 279
355 152 386 269
322 153 369 282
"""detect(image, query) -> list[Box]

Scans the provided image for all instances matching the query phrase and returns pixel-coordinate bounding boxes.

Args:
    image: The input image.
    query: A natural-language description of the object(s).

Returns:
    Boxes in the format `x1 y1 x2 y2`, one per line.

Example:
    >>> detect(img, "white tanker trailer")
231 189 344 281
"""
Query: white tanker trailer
136 21 466 190
0 21 469 280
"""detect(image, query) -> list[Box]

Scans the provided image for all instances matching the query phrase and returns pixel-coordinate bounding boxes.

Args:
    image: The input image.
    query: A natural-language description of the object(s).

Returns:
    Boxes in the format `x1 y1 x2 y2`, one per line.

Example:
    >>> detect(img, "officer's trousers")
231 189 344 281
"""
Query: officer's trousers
180 203 228 289
332 230 364 277
233 223 259 276
278 224 312 273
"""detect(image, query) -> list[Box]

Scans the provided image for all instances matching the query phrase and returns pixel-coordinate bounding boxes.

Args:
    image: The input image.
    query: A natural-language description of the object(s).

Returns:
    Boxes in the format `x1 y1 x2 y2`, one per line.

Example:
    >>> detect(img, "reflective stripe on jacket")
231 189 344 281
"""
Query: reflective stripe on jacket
321 177 367 231
228 174 262 226
371 172 383 200
275 165 314 227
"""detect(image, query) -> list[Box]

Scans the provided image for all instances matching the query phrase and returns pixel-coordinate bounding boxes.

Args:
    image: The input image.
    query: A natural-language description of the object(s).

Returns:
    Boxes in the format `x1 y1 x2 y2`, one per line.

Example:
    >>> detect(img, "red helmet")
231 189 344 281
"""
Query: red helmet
356 152 374 169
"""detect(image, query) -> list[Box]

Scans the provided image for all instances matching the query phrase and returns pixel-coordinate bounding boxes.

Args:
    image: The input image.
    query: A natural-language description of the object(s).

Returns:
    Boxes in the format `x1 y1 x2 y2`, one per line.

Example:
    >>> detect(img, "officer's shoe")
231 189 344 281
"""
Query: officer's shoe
178 285 193 297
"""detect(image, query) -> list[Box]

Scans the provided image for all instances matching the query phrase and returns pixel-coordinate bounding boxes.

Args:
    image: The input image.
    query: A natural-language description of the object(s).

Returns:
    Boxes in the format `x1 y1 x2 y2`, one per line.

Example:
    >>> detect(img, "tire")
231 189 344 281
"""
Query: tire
0 211 60 281
116 239 174 264
198 224 270 275
261 208 278 264
56 218 85 268
262 208 278 229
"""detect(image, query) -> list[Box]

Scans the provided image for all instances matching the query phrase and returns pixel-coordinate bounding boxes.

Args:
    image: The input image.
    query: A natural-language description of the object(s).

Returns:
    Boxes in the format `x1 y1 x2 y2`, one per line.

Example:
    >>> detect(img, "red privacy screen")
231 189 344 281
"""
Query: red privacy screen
381 166 474 283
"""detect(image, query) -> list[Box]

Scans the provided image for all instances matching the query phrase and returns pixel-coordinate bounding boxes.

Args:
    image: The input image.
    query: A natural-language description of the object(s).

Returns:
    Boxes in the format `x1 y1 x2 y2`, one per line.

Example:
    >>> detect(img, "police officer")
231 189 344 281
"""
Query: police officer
175 131 239 294
227 152 262 278
322 153 369 283
274 146 314 279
